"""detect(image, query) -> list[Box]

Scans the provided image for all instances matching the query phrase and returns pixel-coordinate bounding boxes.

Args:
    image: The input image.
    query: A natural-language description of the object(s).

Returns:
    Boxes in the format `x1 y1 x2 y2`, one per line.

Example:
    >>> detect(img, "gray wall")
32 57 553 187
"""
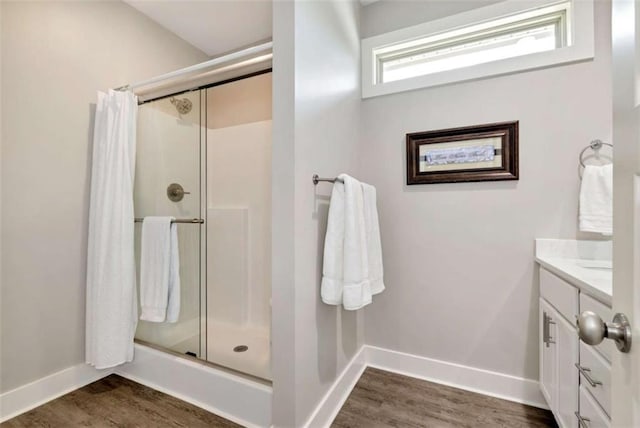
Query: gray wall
360 0 503 38
272 1 363 426
271 2 297 424
0 1 208 393
360 0 612 381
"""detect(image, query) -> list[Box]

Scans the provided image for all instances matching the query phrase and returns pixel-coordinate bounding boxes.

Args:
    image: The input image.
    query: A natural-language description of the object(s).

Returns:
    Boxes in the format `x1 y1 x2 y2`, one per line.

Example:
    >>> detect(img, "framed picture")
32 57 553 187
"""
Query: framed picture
406 121 519 185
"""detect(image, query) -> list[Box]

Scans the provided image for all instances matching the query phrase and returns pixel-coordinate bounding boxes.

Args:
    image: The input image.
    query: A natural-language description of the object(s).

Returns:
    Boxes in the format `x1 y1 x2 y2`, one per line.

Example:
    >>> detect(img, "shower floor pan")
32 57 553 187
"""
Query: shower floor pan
173 321 271 381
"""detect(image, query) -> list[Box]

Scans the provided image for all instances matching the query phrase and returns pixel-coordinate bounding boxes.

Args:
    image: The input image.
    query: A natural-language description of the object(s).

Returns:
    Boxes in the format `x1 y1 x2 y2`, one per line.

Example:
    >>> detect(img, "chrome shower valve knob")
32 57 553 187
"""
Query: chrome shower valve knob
166 183 190 202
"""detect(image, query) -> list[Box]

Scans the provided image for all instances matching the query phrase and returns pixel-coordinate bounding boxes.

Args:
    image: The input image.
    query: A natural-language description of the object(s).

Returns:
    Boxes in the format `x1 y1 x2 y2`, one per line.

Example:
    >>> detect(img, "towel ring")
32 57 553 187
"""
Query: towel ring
579 139 613 168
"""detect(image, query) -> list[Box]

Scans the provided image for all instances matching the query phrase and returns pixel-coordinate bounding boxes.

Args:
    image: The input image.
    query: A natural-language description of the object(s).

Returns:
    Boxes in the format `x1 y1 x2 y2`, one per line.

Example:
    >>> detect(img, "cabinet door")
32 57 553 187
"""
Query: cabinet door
540 298 557 412
555 310 579 428
579 385 611 428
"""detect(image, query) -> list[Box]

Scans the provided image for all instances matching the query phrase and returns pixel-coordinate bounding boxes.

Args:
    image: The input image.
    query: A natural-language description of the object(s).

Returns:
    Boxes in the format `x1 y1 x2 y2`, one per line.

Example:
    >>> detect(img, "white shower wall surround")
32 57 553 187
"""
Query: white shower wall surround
207 121 272 330
205 75 272 379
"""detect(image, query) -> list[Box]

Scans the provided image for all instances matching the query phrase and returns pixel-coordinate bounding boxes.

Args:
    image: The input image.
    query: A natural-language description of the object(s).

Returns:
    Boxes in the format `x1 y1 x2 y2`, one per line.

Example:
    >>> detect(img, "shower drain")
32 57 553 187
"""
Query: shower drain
233 345 249 353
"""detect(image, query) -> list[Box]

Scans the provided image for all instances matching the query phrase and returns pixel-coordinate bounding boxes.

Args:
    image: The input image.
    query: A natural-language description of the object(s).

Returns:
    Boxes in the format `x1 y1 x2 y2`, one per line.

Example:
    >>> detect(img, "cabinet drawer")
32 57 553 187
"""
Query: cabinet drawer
578 385 610 428
579 342 611 417
540 268 578 322
579 293 614 362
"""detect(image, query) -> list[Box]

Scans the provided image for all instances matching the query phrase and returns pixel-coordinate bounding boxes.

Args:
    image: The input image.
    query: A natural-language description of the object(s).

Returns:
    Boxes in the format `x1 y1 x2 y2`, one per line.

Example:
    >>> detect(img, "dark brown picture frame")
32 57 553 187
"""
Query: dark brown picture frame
406 121 519 185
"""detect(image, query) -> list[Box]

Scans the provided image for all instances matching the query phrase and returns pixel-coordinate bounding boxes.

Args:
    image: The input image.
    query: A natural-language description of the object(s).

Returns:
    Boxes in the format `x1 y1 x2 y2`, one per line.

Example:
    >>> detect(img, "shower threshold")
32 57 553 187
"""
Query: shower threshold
118 341 272 427
133 338 272 385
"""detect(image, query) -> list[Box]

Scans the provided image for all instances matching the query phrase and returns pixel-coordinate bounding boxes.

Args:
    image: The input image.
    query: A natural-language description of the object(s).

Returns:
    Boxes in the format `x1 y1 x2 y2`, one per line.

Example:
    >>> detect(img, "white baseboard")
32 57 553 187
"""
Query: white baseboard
115 343 272 428
0 344 271 427
365 345 548 410
306 345 547 428
303 346 367 428
0 363 112 423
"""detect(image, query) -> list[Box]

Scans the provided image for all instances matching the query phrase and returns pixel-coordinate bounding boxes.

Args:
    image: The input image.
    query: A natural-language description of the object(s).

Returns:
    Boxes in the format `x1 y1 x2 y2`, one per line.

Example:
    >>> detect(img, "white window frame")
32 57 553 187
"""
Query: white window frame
361 0 594 99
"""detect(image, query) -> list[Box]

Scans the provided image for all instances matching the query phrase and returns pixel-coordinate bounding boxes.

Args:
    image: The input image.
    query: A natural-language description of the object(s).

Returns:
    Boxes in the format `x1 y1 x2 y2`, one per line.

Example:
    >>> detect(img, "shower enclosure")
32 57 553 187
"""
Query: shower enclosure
133 72 272 381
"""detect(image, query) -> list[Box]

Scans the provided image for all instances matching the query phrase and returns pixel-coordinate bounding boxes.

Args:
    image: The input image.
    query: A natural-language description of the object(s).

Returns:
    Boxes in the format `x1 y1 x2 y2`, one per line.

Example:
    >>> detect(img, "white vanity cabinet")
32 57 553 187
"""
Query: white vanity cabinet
538 266 612 428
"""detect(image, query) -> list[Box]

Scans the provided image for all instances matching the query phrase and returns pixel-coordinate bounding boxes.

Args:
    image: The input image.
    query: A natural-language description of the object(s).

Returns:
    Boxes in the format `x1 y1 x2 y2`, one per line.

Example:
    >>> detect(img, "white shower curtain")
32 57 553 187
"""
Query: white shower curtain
86 89 138 369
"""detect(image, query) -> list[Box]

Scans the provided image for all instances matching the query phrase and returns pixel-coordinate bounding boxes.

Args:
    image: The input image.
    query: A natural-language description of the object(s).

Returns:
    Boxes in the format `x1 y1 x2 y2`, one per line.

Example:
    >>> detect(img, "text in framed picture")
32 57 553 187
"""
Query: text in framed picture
406 121 519 185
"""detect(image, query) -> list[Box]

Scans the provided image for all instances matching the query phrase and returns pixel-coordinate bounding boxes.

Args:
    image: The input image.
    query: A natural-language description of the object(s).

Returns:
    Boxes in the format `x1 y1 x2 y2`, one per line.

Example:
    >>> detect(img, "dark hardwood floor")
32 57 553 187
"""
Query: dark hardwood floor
1 375 240 428
331 368 557 428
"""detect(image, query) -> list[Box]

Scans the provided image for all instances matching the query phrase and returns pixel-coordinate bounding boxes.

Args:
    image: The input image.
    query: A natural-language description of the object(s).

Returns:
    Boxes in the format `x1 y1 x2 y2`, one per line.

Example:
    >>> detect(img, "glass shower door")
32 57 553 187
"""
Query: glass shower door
131 74 272 381
133 91 203 358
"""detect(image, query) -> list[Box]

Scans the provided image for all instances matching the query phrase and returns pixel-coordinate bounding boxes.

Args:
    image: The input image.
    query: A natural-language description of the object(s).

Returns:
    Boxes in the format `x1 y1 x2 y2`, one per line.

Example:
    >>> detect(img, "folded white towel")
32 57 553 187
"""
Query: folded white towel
321 174 384 310
140 217 181 322
342 175 372 310
579 164 613 236
362 183 385 296
321 178 345 307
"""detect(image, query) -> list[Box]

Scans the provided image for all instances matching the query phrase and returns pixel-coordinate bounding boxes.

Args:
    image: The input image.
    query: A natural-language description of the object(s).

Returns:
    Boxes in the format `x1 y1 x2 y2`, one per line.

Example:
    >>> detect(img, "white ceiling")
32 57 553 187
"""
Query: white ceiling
124 0 273 57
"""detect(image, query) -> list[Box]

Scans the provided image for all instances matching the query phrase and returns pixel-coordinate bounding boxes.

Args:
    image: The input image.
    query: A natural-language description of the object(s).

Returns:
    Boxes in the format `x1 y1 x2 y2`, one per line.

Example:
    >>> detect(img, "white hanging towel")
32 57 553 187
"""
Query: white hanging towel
86 90 138 369
321 177 346 306
139 217 181 322
579 164 613 236
321 174 384 310
362 183 385 296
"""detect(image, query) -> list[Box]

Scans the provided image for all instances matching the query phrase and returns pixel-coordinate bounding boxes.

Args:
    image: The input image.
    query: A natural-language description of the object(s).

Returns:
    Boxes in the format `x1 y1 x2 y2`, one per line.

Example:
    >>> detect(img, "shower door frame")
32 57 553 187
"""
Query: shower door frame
199 91 208 360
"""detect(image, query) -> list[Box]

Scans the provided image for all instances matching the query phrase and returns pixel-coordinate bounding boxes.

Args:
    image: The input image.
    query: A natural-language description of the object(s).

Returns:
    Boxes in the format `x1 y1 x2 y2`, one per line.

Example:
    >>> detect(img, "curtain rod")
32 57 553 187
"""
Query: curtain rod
114 41 272 92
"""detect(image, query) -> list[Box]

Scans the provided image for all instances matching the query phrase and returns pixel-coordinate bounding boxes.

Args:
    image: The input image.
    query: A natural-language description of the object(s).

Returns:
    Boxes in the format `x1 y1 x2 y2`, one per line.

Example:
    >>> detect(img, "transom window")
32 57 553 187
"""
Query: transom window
378 3 568 83
361 0 594 98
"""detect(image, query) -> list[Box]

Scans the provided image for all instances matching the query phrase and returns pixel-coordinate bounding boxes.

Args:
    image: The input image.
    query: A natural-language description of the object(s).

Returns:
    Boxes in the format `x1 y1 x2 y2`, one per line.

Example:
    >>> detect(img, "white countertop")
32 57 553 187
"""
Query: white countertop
535 239 612 306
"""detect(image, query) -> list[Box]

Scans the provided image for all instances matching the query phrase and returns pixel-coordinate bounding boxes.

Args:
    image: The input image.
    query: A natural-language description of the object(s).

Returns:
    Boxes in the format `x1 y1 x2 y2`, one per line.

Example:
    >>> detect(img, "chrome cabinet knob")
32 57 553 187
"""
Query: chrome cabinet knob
577 311 632 353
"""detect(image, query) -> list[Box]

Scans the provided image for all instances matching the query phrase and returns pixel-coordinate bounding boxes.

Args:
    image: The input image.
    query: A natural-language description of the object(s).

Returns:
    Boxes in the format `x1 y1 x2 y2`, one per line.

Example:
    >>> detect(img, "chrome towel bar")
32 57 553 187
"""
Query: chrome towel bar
312 174 344 185
134 218 204 224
